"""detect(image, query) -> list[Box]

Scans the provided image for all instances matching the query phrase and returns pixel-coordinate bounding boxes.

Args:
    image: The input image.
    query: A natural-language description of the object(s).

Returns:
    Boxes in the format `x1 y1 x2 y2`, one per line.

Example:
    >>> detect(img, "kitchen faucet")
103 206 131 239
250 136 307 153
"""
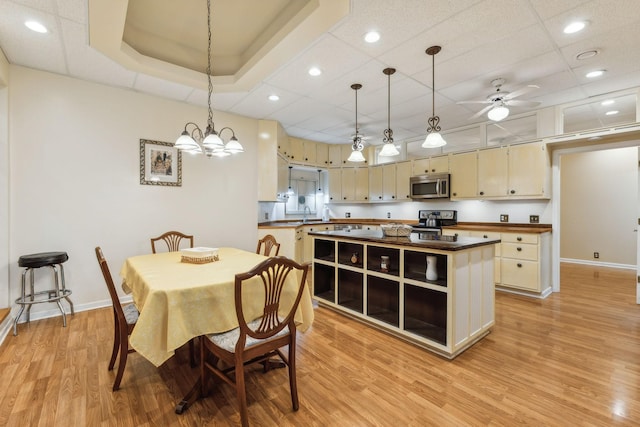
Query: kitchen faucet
303 206 311 223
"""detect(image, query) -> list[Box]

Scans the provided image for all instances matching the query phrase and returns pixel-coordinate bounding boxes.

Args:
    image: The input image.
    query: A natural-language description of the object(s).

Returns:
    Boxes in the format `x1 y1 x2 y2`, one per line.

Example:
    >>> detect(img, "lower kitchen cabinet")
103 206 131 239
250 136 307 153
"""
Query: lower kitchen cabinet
442 228 551 297
311 234 496 358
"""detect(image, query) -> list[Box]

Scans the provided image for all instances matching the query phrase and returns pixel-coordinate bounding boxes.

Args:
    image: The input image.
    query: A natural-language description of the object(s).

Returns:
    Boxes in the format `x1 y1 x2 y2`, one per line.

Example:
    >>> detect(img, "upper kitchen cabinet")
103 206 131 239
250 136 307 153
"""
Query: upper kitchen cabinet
328 168 342 202
303 139 317 164
277 130 291 158
395 161 412 201
258 120 289 201
328 144 342 167
341 167 369 202
369 165 384 201
288 137 304 163
449 151 478 199
507 141 550 199
317 143 329 167
477 146 508 197
412 155 449 176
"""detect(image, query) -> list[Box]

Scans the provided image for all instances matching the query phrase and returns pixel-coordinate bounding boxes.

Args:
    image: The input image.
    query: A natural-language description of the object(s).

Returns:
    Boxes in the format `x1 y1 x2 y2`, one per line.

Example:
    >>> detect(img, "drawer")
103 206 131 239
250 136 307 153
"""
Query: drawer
469 231 501 256
501 233 538 244
501 242 537 261
501 259 539 291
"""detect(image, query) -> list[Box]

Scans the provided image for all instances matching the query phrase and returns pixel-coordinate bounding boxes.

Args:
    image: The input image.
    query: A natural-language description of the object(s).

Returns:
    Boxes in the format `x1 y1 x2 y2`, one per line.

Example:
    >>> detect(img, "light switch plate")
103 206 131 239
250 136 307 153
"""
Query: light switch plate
345 212 351 218
529 215 539 223
500 214 509 222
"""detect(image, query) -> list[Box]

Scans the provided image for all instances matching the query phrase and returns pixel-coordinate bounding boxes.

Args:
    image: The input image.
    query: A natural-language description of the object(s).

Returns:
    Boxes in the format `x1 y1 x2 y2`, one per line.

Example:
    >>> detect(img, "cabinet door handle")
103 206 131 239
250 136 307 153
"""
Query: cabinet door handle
330 161 333 164
517 263 522 268
343 197 347 200
424 169 428 173
378 196 382 199
305 157 308 161
431 169 436 172
453 192 457 196
392 195 395 199
517 247 522 251
510 190 516 194
517 237 522 241
364 196 368 200
479 191 484 195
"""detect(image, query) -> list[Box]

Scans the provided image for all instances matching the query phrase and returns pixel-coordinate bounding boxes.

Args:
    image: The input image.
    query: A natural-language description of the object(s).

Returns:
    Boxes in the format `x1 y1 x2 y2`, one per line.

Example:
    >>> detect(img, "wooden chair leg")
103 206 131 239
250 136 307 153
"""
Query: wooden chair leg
108 315 120 371
113 336 128 391
235 359 249 427
288 342 299 411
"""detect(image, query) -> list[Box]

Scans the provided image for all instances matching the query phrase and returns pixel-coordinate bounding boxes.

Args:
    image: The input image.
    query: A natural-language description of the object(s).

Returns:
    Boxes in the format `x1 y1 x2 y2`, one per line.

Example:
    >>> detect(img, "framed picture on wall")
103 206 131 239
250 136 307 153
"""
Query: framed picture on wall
139 139 182 186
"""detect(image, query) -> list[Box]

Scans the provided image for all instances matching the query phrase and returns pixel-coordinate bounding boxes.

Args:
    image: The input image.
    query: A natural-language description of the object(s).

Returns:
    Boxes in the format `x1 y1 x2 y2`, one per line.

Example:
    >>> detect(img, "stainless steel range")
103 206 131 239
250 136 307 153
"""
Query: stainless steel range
411 210 457 237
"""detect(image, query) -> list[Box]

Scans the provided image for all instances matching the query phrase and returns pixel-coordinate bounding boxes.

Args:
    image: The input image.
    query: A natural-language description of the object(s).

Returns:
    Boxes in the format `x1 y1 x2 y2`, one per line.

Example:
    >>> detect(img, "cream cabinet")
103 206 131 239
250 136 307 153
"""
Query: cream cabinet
328 145 342 167
355 167 369 201
442 227 551 296
477 146 508 197
303 140 317 164
395 161 412 201
257 228 296 260
258 120 289 201
302 224 334 263
288 137 305 163
382 164 396 201
341 168 357 202
507 141 549 198
369 165 384 201
328 168 342 202
449 151 477 199
317 143 329 167
277 131 290 158
412 155 449 175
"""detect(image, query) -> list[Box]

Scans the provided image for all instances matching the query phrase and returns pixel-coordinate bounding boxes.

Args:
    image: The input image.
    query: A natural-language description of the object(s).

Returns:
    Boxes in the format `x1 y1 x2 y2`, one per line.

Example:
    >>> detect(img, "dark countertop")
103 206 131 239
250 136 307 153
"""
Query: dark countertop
444 222 552 234
309 230 500 251
258 218 415 229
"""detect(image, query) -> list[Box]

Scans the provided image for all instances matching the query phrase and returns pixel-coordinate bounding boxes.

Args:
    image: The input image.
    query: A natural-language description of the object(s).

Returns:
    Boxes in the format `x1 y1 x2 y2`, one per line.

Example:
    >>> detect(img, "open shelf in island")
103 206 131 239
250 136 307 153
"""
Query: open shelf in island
309 229 499 359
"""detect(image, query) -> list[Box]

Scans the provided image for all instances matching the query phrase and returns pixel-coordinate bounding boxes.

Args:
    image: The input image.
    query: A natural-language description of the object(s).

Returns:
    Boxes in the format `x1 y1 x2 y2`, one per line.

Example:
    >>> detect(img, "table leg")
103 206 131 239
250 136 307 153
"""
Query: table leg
175 378 202 414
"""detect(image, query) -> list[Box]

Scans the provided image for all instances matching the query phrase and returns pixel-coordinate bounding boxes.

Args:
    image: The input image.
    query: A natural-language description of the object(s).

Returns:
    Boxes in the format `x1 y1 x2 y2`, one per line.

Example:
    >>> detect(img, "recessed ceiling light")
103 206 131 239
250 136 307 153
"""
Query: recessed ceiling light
268 94 280 101
564 21 587 34
364 31 380 43
308 67 322 77
605 110 619 116
585 70 605 78
25 20 47 33
576 49 599 60
601 99 615 106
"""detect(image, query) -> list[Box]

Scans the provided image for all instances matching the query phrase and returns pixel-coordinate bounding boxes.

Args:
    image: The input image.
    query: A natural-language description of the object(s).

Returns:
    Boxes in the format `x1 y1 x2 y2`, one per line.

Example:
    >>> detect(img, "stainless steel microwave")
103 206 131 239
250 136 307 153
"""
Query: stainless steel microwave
409 173 450 199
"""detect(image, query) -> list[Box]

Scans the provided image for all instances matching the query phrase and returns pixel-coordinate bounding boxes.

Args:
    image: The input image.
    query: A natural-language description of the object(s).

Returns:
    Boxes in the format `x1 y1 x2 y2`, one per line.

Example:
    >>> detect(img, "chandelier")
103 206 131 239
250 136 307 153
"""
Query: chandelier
174 0 243 157
347 83 366 163
422 45 446 148
379 67 400 157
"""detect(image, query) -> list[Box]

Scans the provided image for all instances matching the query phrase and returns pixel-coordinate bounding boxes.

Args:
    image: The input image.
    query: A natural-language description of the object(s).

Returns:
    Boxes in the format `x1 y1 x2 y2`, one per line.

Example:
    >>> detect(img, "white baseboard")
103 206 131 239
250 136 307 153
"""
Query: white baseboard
560 258 636 270
0 295 133 347
496 286 553 299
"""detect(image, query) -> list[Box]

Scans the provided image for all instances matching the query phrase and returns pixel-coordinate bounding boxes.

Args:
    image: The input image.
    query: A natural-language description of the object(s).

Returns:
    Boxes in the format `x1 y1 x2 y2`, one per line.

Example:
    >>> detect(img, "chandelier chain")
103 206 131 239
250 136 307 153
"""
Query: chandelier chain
206 0 213 129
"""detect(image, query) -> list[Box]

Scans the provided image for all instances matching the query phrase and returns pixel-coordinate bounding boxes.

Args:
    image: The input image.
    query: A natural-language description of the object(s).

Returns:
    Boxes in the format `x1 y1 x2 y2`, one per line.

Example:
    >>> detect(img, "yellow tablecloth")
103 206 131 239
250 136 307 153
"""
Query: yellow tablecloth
119 248 314 367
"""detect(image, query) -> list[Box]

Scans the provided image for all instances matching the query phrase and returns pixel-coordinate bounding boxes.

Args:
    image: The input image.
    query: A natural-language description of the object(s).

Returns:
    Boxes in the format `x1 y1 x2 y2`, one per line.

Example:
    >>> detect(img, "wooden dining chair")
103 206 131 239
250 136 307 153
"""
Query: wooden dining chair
191 256 309 426
150 230 194 253
150 231 198 367
256 234 280 257
95 247 139 391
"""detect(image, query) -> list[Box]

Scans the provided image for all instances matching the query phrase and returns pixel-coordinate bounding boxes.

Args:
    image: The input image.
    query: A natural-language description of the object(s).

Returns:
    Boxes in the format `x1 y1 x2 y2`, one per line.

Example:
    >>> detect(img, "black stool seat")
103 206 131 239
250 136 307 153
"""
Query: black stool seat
19 252 69 268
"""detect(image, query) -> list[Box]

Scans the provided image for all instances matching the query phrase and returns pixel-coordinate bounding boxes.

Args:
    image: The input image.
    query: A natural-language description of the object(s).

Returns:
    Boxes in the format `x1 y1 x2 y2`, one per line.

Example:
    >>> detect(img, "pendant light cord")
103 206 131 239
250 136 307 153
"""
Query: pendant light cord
206 0 214 130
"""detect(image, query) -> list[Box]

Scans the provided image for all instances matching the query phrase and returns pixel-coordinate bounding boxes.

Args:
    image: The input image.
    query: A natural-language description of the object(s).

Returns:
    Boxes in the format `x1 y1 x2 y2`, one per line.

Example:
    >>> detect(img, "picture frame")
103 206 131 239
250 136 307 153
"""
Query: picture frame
140 139 182 186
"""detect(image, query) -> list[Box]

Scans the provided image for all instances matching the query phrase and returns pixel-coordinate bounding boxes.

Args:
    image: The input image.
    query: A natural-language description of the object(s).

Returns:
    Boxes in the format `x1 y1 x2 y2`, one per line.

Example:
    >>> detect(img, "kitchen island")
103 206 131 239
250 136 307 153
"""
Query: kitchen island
309 229 499 359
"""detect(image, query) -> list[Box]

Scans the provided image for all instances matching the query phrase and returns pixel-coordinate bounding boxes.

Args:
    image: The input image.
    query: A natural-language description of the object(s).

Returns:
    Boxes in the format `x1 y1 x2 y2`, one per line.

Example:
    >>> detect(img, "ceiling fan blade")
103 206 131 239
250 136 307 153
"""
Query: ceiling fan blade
505 99 541 107
469 104 494 120
457 100 492 105
503 85 539 100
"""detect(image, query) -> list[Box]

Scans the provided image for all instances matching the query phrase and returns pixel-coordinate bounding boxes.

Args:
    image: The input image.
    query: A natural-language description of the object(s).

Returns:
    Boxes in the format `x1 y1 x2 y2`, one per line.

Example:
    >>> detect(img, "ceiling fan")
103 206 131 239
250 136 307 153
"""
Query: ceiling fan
457 78 541 121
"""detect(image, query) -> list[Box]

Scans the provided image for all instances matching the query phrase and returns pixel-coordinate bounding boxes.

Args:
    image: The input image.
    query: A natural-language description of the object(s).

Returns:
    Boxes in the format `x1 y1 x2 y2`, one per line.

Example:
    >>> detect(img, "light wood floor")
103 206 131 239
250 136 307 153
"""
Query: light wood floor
1 263 639 426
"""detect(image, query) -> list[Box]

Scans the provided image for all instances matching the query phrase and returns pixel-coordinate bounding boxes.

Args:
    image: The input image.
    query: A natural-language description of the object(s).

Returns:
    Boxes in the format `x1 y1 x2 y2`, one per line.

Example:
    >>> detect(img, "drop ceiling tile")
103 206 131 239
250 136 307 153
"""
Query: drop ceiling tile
229 84 303 119
10 0 56 13
528 0 587 20
265 96 336 127
189 89 249 111
61 19 137 89
56 0 86 23
134 73 195 102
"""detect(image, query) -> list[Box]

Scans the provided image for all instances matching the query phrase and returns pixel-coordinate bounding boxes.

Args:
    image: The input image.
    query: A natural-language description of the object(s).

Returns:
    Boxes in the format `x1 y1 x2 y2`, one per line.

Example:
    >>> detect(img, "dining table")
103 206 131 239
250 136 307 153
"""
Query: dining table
119 247 314 368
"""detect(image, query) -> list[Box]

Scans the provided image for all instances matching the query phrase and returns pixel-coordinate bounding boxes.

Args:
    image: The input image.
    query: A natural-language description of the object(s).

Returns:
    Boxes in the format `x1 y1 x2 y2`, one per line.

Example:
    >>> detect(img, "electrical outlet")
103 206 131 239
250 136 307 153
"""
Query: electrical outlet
264 212 269 220
594 252 599 259
529 215 539 224
387 212 391 218
500 214 509 223
345 212 351 218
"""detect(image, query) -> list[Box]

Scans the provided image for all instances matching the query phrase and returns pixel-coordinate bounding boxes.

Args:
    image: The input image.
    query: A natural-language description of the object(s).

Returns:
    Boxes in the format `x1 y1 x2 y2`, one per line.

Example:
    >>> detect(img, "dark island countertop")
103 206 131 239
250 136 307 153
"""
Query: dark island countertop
309 229 500 251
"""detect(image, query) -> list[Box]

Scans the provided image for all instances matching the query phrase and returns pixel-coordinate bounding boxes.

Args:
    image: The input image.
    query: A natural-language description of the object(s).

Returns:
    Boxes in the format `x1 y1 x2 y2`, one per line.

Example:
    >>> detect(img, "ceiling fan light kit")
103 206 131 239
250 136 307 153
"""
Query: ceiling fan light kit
422 45 447 148
487 103 510 121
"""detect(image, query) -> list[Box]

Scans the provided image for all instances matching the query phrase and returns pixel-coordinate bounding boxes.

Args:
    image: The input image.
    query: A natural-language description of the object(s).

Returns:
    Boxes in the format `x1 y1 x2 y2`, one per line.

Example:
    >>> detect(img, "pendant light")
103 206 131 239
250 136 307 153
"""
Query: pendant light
347 83 366 163
317 169 323 194
287 166 294 195
422 45 447 148
174 0 243 157
379 67 400 157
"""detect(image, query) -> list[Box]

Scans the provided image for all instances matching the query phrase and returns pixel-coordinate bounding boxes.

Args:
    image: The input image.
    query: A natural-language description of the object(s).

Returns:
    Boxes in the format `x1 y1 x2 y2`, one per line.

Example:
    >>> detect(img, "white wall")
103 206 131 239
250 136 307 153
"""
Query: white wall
0 50 9 310
7 66 259 319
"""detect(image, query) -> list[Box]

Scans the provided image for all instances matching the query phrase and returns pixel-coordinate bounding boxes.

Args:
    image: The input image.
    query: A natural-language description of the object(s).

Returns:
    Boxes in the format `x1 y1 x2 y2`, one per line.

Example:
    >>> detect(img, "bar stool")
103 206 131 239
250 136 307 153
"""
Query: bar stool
13 251 74 335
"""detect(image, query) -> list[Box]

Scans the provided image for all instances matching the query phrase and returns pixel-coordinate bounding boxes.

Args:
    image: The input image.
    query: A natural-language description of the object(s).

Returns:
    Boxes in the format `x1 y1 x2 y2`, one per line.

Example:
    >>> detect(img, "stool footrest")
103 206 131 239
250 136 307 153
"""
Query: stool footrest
15 289 73 306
